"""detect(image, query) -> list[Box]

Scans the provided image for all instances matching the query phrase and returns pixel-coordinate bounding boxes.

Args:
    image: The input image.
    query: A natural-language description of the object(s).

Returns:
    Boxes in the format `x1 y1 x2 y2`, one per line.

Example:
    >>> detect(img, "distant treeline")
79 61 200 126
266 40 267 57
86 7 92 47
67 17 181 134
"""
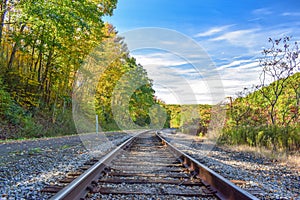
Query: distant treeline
164 104 212 135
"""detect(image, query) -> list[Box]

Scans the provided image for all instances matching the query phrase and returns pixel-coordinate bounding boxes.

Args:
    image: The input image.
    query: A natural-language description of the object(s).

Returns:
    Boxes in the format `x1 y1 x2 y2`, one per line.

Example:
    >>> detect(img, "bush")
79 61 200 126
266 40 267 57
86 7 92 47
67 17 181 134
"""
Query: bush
0 79 39 139
0 78 77 139
220 125 300 151
18 117 43 138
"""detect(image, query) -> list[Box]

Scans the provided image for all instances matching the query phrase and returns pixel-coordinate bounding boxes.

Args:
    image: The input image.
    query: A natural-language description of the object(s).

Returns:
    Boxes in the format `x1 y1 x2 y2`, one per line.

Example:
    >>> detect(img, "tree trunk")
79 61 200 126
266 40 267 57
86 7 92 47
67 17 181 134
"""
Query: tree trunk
7 24 25 70
40 41 54 103
270 103 276 125
0 0 8 47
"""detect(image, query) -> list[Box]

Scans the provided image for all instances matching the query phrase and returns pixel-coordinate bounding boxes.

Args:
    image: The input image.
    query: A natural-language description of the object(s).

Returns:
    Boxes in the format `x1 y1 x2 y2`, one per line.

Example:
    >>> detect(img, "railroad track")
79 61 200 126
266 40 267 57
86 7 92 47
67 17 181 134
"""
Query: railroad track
43 130 258 200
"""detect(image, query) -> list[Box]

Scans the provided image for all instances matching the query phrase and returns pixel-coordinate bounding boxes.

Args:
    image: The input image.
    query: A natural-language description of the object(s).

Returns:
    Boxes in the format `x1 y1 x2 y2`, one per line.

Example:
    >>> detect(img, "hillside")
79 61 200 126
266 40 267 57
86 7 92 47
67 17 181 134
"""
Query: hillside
0 1 156 139
221 72 300 151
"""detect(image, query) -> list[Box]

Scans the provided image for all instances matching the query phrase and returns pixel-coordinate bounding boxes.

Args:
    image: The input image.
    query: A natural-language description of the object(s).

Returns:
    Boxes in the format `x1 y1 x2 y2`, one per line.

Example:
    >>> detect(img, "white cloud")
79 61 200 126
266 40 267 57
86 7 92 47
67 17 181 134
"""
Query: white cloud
194 24 235 37
133 52 188 67
131 50 262 104
281 12 300 17
146 55 261 104
199 23 299 59
131 51 225 104
248 18 261 22
210 29 259 48
215 59 252 71
252 8 273 15
130 20 300 104
215 59 259 71
217 63 261 97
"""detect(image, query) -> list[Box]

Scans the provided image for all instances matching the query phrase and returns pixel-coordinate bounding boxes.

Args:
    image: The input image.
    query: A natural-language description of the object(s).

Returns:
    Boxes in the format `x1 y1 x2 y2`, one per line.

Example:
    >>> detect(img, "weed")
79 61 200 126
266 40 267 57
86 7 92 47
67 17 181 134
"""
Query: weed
28 147 42 154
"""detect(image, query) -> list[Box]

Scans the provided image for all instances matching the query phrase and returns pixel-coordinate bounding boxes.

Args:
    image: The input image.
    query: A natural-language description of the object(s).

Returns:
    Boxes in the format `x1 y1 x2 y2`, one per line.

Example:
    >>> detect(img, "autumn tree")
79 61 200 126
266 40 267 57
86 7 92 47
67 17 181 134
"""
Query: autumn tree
221 37 300 150
1 0 117 110
257 36 299 125
0 0 118 138
87 25 158 131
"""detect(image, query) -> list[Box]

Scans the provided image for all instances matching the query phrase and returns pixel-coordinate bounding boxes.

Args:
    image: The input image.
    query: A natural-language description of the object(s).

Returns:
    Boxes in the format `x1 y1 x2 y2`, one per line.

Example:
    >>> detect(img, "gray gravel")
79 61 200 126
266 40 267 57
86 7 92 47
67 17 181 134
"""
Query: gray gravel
1 130 299 200
0 132 132 200
88 183 217 200
160 131 300 200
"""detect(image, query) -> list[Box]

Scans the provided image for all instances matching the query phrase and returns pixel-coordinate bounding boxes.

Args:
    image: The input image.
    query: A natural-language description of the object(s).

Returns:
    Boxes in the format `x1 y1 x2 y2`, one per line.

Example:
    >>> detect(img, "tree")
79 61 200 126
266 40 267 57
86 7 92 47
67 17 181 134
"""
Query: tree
0 0 118 137
0 0 9 47
1 0 117 110
288 73 300 124
89 25 157 131
257 36 300 125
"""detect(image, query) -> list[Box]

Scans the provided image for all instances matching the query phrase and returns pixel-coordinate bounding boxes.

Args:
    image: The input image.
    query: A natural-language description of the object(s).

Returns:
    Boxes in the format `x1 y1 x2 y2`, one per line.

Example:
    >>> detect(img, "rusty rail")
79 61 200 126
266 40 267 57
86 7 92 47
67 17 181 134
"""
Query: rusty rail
49 131 145 200
49 130 259 200
156 131 259 200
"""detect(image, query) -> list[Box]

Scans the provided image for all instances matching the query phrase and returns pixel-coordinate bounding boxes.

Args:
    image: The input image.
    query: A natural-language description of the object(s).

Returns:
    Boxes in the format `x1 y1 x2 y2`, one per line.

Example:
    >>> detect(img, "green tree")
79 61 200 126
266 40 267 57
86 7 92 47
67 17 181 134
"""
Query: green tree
0 0 118 138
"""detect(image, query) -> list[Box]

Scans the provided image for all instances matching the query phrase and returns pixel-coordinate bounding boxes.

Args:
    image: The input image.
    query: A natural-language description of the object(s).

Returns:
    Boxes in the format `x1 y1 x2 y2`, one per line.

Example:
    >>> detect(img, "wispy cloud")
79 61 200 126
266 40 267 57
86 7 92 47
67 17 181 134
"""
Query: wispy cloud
192 20 300 100
131 34 263 104
252 8 273 15
218 67 261 97
197 21 300 60
281 12 300 17
248 18 261 22
215 59 258 71
131 51 225 104
133 52 188 67
130 18 300 104
210 29 259 46
194 24 234 37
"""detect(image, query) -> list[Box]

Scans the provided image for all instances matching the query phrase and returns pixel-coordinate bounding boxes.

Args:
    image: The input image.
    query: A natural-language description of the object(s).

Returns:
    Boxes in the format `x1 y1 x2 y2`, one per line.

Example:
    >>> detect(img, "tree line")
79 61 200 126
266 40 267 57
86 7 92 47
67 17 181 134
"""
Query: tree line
0 1 160 138
221 37 300 152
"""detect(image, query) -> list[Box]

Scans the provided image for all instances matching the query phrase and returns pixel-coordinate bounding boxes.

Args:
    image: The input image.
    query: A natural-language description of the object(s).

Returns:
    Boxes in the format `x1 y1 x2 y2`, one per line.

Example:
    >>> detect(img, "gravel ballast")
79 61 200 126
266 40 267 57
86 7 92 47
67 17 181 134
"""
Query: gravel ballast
1 130 299 199
0 132 132 200
160 131 300 200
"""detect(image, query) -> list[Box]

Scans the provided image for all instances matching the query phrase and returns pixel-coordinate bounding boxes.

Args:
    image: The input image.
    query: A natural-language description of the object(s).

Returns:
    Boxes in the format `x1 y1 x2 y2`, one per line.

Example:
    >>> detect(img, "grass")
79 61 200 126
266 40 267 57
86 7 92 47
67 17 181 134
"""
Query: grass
221 144 300 169
1 134 60 144
28 147 43 154
0 128 143 144
9 150 22 155
60 144 72 150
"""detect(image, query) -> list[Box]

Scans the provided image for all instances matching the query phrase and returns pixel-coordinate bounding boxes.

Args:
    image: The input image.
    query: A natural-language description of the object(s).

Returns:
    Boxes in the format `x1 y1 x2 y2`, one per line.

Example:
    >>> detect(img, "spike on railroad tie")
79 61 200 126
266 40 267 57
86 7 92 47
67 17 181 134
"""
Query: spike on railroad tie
190 170 198 179
183 163 189 168
178 180 186 186
87 185 97 193
98 174 104 179
91 180 98 186
104 167 111 173
206 185 217 194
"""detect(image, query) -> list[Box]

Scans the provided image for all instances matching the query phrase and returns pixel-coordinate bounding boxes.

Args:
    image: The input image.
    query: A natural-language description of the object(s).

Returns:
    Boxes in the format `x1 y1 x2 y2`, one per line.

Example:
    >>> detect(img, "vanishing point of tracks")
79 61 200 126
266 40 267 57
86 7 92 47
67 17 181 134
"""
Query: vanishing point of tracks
43 131 259 200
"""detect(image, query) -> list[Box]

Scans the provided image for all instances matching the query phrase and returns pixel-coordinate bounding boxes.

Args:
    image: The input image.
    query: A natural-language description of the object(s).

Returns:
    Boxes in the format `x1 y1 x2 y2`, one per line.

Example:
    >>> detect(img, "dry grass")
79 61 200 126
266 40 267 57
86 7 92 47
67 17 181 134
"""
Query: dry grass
220 144 300 170
282 154 300 171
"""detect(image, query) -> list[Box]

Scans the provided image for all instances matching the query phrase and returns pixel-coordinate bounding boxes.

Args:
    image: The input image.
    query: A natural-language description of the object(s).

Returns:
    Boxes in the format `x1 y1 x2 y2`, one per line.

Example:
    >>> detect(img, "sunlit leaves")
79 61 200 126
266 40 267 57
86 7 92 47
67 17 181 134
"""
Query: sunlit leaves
0 0 118 123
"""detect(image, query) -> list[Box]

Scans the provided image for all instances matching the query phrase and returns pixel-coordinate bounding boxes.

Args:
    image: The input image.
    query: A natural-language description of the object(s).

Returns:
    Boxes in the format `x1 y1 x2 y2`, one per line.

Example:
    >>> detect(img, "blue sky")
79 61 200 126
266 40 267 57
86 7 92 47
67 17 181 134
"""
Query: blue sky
104 0 300 104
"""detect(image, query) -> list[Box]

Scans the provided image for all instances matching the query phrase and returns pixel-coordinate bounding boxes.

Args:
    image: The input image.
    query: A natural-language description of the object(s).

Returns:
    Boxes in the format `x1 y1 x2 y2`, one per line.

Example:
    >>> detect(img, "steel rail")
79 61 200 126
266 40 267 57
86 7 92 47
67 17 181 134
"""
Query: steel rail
50 130 146 200
156 131 259 200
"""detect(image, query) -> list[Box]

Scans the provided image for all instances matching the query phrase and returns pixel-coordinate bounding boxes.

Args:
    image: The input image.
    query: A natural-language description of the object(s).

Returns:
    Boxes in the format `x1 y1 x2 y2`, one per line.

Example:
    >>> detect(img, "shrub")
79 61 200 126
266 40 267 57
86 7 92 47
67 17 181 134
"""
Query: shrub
220 125 300 151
